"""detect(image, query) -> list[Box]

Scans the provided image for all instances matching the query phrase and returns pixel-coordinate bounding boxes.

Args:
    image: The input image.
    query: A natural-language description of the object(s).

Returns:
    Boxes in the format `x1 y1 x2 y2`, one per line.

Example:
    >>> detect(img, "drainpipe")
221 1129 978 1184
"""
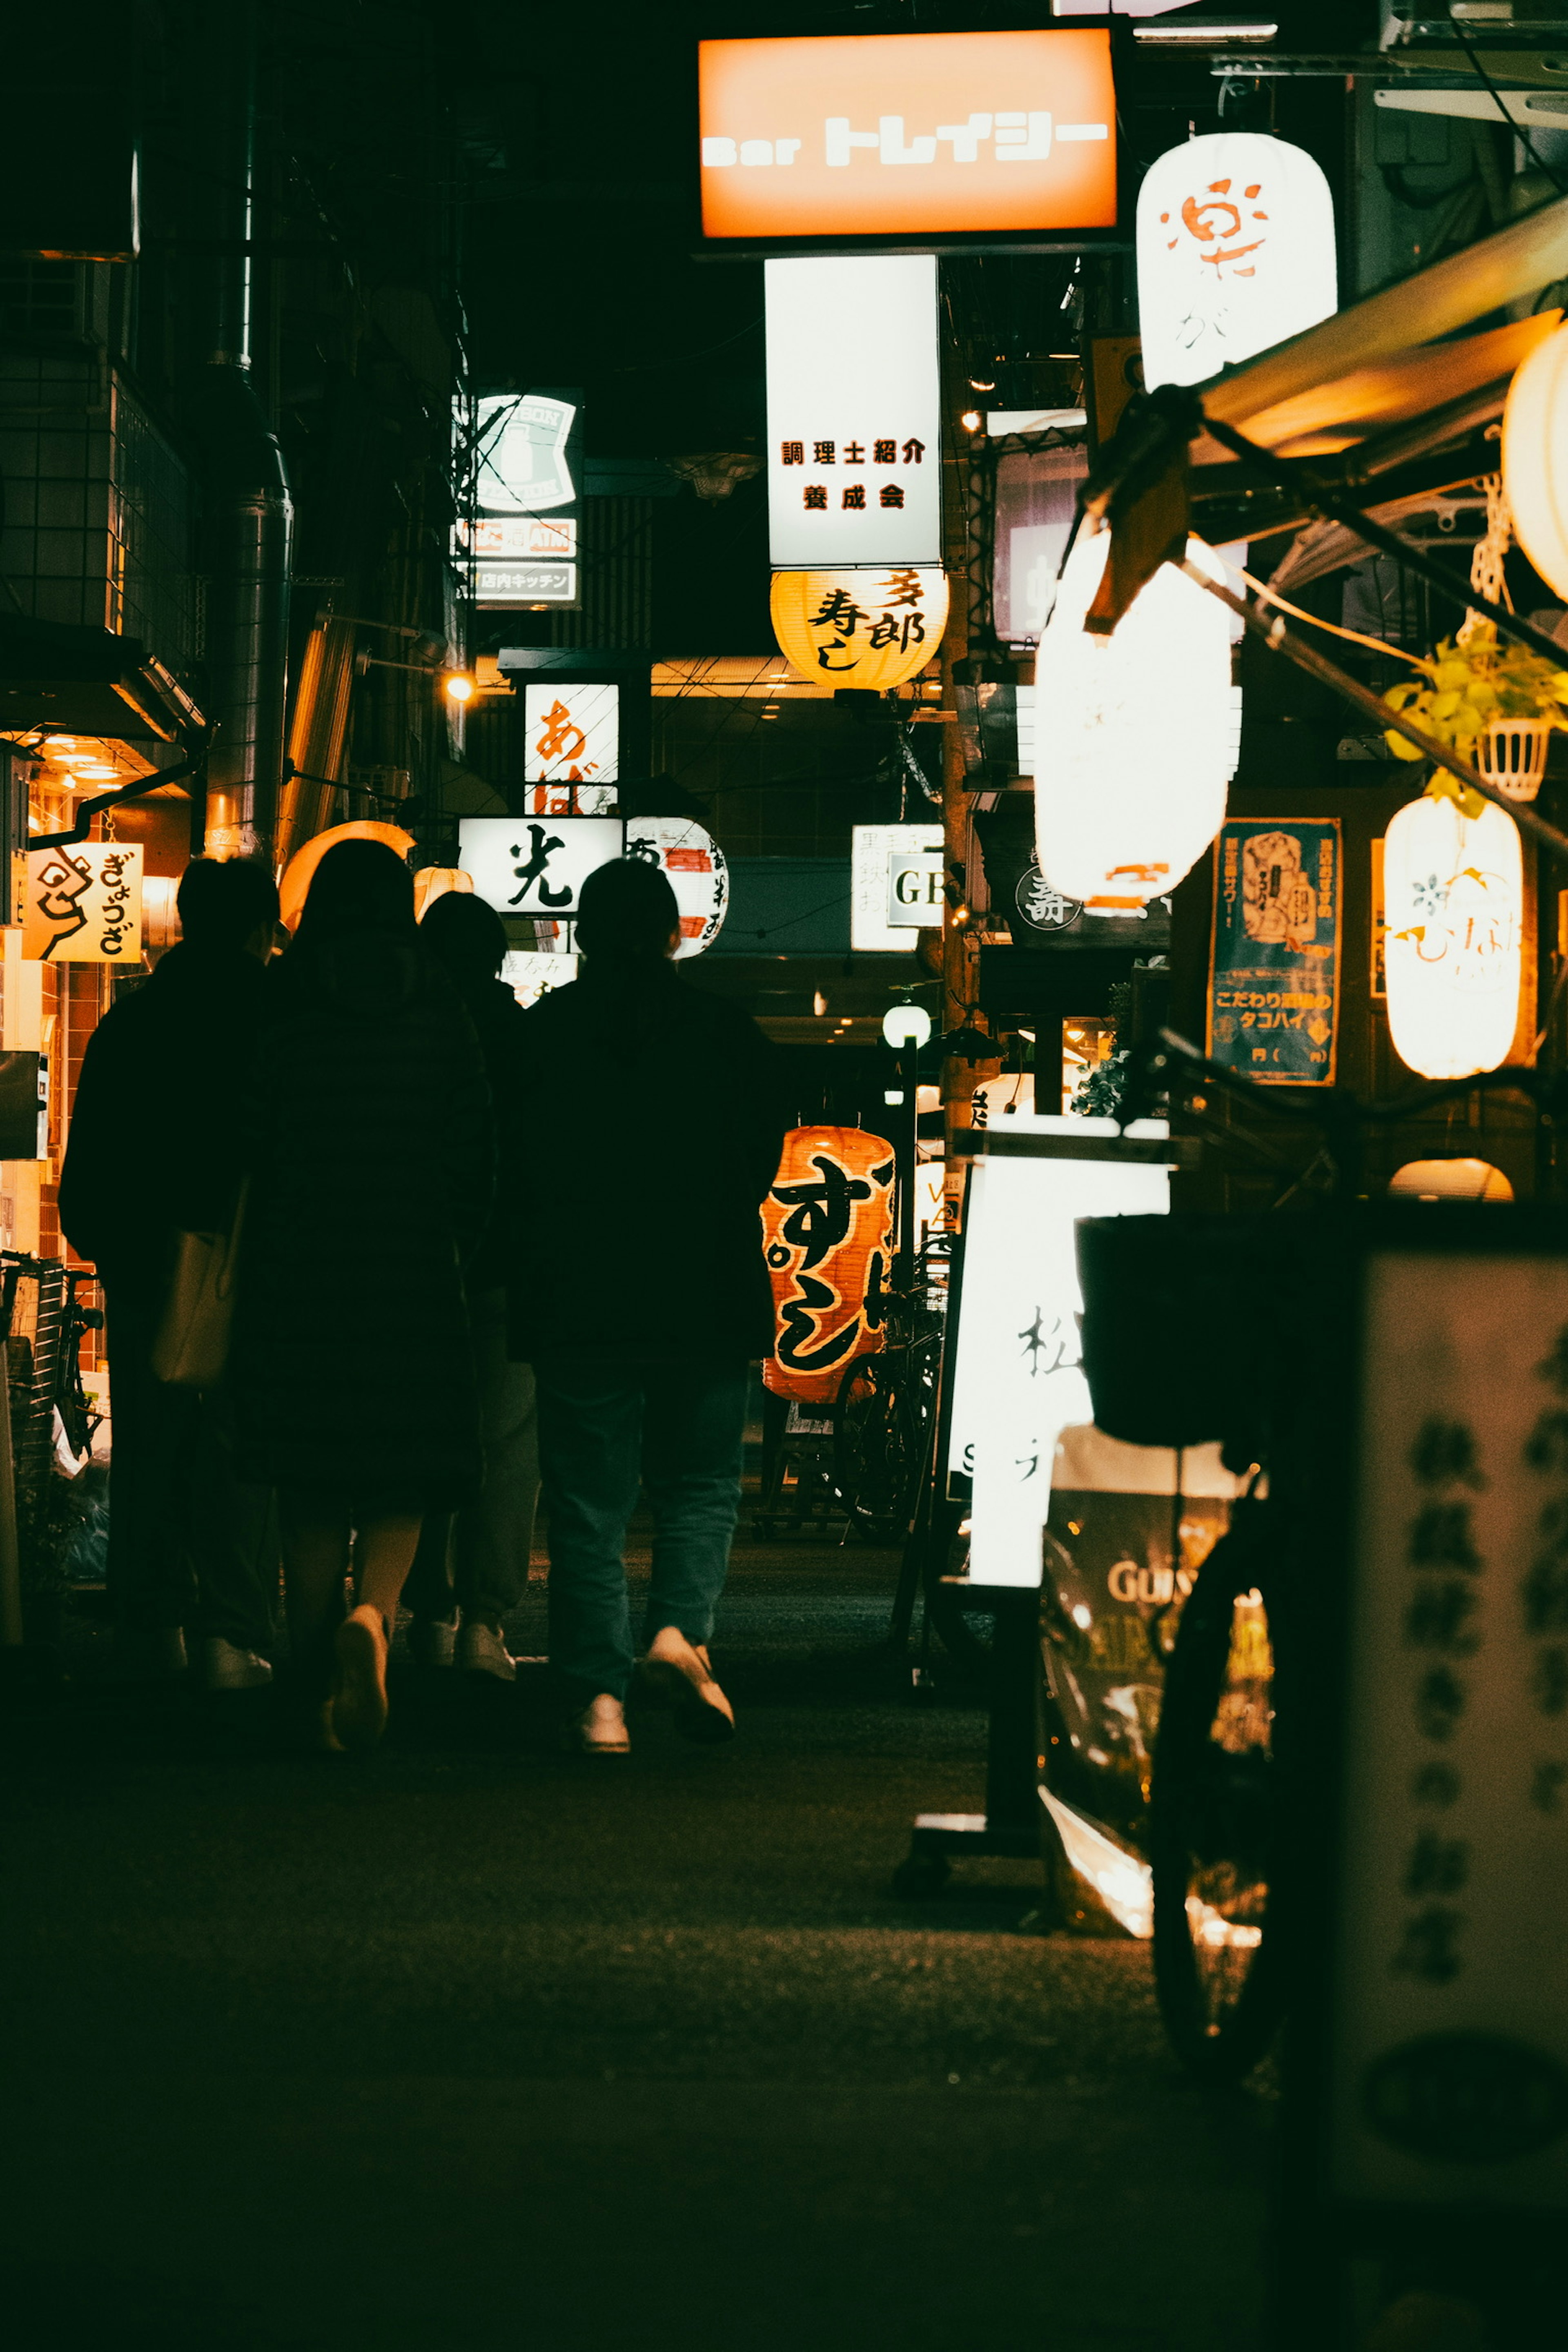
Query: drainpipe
191 2 292 864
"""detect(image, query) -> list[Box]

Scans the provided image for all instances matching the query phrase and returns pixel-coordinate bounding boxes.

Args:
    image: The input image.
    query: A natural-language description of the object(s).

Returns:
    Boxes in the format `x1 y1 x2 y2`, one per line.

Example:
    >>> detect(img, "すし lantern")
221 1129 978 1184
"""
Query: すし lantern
1503 321 1568 602
762 1127 895 1404
1136 134 1336 392
770 567 949 695
1033 529 1234 911
1383 789 1523 1080
621 816 729 959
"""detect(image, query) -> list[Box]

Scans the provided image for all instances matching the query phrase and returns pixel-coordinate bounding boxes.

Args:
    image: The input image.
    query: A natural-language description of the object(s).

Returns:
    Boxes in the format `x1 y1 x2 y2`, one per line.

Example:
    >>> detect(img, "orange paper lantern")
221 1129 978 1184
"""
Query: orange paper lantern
278 821 417 931
762 1126 895 1403
412 866 474 922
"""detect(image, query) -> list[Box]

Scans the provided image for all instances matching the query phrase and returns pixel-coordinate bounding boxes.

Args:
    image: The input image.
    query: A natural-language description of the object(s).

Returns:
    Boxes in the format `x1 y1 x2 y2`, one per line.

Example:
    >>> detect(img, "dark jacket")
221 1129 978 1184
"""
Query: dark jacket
60 941 267 1298
444 971 529 1294
510 958 785 1363
230 930 494 1511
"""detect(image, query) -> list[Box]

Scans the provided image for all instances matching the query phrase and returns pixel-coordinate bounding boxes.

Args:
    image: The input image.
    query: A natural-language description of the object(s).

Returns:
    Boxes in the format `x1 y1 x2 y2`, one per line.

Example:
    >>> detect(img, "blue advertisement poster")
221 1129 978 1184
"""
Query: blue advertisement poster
1206 817 1342 1086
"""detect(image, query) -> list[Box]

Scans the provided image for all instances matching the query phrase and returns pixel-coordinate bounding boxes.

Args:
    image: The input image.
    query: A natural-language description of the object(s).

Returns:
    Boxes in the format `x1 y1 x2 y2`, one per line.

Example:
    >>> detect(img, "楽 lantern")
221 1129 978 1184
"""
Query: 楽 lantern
1136 133 1337 392
770 567 949 694
762 1126 895 1404
1033 529 1234 911
621 816 729 959
1383 789 1523 1080
1503 321 1568 601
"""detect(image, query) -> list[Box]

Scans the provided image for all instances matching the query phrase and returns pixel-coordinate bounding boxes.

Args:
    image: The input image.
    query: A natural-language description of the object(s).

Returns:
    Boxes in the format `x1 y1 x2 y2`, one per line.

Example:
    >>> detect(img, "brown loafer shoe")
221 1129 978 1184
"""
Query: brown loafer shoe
331 1605 390 1752
637 1626 735 1744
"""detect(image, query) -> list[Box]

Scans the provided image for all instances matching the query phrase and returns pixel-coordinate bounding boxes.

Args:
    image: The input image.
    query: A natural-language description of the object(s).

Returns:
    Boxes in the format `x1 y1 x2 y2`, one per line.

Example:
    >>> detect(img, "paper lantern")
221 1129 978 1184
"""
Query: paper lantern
411 867 474 922
1383 791 1522 1080
621 816 728 959
279 821 416 932
1503 321 1568 601
762 1127 895 1403
1136 133 1337 392
770 567 949 694
1033 529 1233 911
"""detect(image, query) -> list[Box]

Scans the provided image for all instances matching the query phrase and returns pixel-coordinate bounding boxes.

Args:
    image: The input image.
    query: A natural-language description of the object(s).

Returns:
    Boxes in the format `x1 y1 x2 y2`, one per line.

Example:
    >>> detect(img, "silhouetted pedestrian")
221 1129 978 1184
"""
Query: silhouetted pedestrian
404 887 539 1681
230 841 493 1751
514 857 785 1756
60 856 281 1690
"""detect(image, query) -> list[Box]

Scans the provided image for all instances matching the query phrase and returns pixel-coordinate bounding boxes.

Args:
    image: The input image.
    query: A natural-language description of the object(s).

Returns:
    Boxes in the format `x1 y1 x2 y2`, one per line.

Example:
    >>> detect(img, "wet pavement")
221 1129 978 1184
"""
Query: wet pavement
1 1529 1272 2351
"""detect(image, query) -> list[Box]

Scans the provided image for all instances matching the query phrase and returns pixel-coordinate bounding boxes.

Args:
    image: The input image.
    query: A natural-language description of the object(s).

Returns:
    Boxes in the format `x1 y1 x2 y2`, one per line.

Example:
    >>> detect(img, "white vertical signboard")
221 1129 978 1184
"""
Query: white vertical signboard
522 682 619 813
766 255 941 570
851 823 942 951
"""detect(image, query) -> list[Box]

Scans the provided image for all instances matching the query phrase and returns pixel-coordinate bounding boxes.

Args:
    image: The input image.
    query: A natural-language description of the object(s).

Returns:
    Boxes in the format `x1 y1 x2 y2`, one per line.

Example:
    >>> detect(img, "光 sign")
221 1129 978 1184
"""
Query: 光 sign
699 29 1116 242
766 255 941 569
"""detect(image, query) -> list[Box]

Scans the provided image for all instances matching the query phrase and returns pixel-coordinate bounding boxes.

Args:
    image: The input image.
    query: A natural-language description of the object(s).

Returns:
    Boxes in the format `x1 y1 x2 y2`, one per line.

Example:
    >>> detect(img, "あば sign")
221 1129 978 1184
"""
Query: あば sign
699 29 1117 243
766 255 941 570
458 817 624 918
623 817 728 960
1207 818 1341 1086
17 842 143 962
762 1126 895 1405
523 683 619 790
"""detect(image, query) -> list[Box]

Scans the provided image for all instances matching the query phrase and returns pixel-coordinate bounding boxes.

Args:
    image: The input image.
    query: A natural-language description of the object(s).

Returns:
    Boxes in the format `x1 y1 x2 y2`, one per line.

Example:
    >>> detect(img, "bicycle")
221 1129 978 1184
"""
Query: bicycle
831 1236 948 1544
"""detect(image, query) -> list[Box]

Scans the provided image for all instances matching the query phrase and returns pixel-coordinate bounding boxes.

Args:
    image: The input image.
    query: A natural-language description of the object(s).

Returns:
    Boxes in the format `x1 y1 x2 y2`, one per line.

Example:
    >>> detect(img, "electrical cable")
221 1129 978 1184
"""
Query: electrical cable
1449 22 1568 197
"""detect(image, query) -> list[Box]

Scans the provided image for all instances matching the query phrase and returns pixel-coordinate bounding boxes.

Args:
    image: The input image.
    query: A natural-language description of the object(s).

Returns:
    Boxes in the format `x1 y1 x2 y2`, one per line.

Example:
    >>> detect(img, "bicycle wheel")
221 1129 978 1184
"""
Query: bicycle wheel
1149 1508 1283 2082
833 1350 920 1541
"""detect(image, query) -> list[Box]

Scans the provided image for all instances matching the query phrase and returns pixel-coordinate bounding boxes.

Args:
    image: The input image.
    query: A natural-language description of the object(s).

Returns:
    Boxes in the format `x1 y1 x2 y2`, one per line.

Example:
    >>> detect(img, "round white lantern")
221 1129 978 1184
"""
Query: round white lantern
621 815 728 959
1383 791 1523 1080
1502 321 1568 601
1136 134 1338 392
1033 529 1234 912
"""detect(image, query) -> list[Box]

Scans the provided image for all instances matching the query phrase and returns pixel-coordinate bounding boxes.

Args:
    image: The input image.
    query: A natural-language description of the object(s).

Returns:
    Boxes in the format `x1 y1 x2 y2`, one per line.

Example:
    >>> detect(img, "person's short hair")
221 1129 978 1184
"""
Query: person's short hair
575 857 680 961
176 856 280 948
419 886 507 981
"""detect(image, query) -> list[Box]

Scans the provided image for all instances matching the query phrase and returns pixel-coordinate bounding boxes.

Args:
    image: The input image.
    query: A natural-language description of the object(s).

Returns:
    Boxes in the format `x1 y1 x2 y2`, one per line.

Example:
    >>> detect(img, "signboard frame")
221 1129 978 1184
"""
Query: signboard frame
1206 815 1343 1088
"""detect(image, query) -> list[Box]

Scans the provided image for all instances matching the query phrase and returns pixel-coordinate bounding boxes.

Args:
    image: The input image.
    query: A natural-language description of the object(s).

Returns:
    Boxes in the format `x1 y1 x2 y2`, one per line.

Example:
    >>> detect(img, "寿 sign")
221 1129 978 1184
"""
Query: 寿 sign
1207 817 1341 1086
766 254 941 569
458 817 624 918
17 842 143 962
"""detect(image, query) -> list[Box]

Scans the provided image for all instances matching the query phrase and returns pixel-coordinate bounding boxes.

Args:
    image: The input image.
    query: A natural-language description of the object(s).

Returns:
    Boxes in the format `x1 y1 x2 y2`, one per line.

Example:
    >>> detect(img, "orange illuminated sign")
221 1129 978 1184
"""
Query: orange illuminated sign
698 29 1118 243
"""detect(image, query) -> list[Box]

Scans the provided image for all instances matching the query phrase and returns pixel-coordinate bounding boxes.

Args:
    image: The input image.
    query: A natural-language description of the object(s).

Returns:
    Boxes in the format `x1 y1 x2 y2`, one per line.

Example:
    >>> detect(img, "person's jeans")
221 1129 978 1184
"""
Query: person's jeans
534 1355 748 1701
105 1285 278 1651
405 1287 540 1627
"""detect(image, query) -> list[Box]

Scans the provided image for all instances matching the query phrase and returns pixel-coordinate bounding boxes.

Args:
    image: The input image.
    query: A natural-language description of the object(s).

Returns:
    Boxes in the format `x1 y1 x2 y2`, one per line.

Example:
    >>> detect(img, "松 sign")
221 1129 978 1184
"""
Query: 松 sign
17 842 143 962
852 823 942 952
458 817 624 918
766 255 940 569
699 29 1117 242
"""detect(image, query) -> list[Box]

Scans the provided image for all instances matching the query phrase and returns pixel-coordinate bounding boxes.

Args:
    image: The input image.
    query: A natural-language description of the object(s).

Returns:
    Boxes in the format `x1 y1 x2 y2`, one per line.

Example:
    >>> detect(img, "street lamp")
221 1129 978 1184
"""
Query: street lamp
882 1003 934 1274
442 670 477 705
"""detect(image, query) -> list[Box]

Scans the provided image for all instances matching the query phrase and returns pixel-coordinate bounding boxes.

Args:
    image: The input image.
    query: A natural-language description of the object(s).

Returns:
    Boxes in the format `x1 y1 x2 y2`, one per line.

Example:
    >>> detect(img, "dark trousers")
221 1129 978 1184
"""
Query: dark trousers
534 1355 748 1701
405 1287 540 1627
105 1287 278 1650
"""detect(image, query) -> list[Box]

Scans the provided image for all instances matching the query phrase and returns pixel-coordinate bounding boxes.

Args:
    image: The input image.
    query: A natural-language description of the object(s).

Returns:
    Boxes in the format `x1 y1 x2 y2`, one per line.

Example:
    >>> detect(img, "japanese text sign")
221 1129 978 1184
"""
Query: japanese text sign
623 816 728 960
17 842 143 963
1333 1250 1568 2202
762 1126 895 1405
770 566 948 691
458 817 624 918
1207 817 1341 1086
852 824 942 952
523 683 619 787
766 255 941 568
699 30 1117 242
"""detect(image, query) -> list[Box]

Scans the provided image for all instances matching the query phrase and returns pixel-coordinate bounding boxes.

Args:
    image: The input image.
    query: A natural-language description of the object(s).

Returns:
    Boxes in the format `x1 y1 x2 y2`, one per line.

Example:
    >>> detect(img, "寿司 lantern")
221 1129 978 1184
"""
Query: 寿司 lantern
770 568 949 695
1503 321 1568 601
412 866 474 922
763 1127 895 1404
279 821 416 931
1136 133 1337 392
622 816 728 959
1033 529 1233 911
1383 789 1523 1080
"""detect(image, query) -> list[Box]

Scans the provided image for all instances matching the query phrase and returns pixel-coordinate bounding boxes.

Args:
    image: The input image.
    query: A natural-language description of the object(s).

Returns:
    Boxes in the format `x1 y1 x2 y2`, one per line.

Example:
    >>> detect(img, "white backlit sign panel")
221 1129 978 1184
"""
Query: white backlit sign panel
474 394 577 512
473 561 577 607
523 683 619 786
852 822 942 951
766 255 941 569
459 817 624 918
886 846 942 926
501 949 580 1009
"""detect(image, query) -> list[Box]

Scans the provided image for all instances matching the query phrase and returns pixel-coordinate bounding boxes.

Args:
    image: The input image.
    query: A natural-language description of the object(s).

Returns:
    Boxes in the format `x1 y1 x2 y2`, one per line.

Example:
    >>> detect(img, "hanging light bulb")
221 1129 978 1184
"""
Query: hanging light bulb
1502 321 1568 601
1136 133 1337 392
1383 789 1523 1081
1033 529 1234 912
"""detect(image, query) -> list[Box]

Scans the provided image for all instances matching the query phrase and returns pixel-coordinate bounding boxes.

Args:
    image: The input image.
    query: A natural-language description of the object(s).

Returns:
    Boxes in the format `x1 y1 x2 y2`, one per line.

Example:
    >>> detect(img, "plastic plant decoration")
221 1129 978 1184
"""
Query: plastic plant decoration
1381 619 1568 792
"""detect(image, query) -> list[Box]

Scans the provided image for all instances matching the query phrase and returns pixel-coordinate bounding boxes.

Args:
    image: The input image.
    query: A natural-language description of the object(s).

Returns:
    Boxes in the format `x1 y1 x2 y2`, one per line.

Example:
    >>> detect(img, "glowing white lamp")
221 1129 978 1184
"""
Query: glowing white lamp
1033 529 1233 912
1383 791 1523 1081
1503 321 1568 601
1136 132 1338 391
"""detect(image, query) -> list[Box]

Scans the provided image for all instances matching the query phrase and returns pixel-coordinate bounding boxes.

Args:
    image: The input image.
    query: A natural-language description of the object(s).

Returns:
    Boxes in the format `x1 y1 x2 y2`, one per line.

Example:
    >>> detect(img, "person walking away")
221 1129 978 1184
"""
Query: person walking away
60 857 281 1691
403 889 539 1681
229 841 493 1751
513 857 785 1757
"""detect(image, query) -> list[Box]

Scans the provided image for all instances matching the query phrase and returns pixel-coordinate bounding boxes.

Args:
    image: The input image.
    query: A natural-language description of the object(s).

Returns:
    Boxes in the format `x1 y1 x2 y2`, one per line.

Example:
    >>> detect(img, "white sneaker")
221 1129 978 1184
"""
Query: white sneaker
202 1635 273 1693
457 1619 517 1682
572 1693 630 1756
409 1617 457 1668
638 1626 735 1744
